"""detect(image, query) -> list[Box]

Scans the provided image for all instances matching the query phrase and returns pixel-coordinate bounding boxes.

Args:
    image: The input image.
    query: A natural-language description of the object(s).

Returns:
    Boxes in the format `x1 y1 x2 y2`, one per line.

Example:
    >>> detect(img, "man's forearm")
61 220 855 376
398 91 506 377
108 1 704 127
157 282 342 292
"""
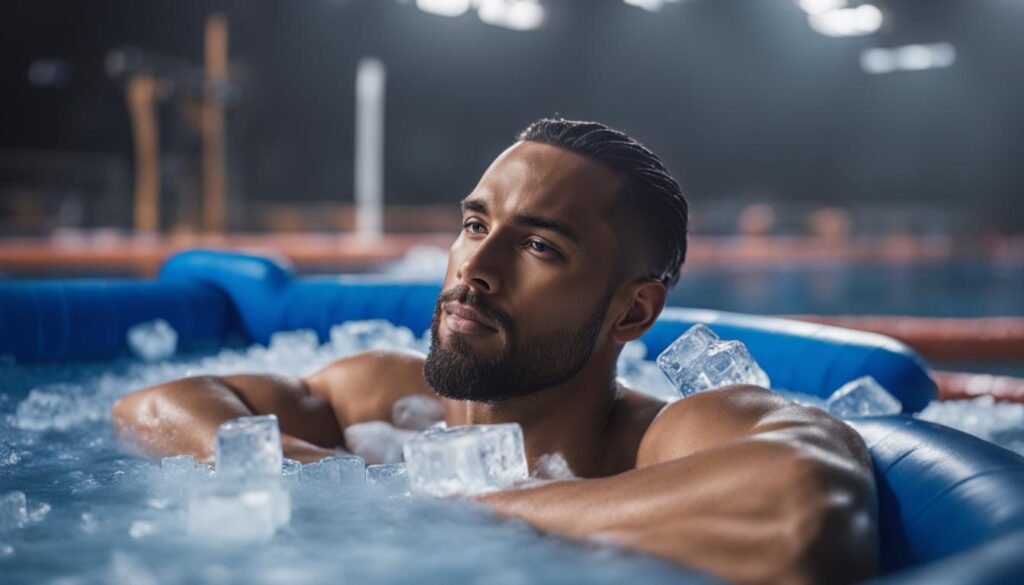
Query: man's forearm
480 430 877 585
112 376 335 464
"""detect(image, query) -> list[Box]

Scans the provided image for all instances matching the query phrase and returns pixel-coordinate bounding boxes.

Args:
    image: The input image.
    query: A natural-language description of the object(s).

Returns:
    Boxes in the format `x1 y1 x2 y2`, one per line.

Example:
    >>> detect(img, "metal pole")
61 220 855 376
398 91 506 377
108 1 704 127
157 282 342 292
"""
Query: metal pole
354 57 386 238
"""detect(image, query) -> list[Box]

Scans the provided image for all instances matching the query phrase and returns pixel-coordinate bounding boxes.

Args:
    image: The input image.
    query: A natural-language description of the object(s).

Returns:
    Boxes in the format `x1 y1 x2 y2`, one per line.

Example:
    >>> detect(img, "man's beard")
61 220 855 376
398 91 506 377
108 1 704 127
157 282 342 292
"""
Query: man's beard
423 285 611 403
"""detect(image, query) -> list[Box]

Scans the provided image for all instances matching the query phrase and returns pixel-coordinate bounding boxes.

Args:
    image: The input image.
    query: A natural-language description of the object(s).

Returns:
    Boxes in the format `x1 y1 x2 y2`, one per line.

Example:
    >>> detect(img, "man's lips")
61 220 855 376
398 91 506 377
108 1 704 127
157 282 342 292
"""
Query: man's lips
444 302 498 332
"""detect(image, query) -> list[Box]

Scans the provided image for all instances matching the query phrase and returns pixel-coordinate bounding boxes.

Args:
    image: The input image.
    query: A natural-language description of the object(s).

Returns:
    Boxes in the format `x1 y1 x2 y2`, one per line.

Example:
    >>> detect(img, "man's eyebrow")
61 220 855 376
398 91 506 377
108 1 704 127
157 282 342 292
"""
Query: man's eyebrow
460 198 580 246
514 213 580 247
460 199 487 214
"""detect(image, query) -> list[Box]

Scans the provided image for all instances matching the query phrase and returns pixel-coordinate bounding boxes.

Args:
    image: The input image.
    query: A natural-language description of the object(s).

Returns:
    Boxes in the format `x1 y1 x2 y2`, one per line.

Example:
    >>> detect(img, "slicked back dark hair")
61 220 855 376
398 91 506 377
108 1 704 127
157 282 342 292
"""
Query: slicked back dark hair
516 118 689 288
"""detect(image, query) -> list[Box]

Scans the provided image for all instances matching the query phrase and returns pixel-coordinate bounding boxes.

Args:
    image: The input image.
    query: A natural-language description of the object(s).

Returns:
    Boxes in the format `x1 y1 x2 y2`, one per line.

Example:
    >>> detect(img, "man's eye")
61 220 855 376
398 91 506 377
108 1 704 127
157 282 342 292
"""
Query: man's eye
463 221 486 234
527 240 555 255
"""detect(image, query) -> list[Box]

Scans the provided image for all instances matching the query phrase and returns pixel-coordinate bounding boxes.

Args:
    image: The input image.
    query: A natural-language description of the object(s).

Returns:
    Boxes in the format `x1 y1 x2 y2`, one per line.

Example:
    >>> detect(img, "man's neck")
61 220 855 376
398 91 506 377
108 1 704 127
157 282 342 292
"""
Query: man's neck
456 350 621 479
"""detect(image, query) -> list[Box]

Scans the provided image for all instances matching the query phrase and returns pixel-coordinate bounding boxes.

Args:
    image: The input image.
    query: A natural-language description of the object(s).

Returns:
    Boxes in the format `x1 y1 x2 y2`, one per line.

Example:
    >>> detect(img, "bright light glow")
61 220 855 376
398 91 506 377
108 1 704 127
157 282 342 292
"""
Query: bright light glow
797 0 847 15
624 0 665 12
622 0 681 12
416 0 472 18
808 4 883 37
477 0 545 30
861 43 957 74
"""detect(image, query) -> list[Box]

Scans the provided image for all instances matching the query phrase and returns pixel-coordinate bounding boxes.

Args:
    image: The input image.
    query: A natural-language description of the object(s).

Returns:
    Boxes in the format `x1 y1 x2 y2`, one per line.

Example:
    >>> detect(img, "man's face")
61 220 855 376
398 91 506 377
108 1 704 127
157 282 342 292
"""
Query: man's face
424 141 625 402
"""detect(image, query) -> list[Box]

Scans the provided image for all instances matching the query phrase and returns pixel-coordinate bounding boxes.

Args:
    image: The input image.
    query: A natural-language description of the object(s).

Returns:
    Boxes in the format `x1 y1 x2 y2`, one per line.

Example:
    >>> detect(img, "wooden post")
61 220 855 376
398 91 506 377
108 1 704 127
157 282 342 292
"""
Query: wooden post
201 13 229 233
127 74 160 233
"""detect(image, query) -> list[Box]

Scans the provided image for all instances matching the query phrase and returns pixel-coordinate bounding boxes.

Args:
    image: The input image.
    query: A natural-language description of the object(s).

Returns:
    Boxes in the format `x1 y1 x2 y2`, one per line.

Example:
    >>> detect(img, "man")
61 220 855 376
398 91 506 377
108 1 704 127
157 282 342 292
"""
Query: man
113 119 878 584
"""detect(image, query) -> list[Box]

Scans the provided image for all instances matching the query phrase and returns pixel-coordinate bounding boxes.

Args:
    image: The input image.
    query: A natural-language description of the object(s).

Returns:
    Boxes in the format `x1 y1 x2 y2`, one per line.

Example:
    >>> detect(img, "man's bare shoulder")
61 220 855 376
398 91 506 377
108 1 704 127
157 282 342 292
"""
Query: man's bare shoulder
304 349 441 427
635 385 862 468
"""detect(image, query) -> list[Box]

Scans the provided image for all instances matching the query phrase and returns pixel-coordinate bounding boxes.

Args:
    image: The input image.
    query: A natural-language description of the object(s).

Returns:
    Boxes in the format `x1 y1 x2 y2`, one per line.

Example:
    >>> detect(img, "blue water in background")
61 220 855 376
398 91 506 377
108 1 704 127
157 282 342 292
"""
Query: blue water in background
668 261 1024 317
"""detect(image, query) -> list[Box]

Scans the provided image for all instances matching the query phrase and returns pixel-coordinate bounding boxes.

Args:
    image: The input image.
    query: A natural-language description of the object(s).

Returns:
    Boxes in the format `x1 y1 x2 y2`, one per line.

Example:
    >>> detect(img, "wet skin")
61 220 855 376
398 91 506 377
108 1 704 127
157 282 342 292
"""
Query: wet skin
113 141 879 584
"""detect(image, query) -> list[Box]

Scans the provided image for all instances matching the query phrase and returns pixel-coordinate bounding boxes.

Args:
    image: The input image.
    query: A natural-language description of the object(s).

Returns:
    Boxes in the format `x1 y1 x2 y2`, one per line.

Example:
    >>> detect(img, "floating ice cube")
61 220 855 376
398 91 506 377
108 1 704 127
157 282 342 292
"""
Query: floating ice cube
129 520 158 539
282 458 303 481
0 491 28 531
127 319 178 362
618 361 679 402
269 329 320 354
329 320 416 356
215 416 283 479
14 383 101 432
367 463 409 496
344 421 417 464
186 479 290 543
532 453 576 481
773 389 827 410
656 325 770 396
302 455 366 485
826 376 902 418
0 440 20 467
392 395 446 431
161 454 198 476
403 423 529 497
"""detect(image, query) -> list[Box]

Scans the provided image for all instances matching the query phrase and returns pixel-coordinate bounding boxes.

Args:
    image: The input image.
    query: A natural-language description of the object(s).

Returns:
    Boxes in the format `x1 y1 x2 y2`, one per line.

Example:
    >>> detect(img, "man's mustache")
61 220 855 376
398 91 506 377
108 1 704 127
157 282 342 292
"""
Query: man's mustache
436 285 511 332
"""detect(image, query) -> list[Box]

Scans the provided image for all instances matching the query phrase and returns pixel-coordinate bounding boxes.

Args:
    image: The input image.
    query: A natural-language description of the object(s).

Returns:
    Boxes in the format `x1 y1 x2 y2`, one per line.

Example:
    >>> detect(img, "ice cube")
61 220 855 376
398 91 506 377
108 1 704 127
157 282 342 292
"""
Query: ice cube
701 341 771 389
826 376 902 418
282 458 303 481
215 416 283 479
403 423 529 497
161 454 198 476
532 453 576 481
367 463 409 496
618 361 679 402
269 329 320 354
391 395 446 431
14 383 100 432
773 389 827 410
301 455 366 485
0 491 28 531
329 320 415 356
1 438 20 467
656 326 770 396
127 319 178 362
186 479 290 543
656 324 719 385
344 421 417 464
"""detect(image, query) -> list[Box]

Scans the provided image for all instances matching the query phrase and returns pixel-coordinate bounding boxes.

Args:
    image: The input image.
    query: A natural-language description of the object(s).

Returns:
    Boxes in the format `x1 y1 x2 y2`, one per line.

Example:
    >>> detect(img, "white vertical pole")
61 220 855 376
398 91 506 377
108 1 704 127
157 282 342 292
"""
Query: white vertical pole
355 57 386 239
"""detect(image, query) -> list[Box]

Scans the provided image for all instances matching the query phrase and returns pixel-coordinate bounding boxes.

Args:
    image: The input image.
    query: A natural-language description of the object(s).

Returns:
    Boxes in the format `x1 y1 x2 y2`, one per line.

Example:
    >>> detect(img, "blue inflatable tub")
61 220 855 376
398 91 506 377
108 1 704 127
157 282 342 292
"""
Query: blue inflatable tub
1 249 1022 584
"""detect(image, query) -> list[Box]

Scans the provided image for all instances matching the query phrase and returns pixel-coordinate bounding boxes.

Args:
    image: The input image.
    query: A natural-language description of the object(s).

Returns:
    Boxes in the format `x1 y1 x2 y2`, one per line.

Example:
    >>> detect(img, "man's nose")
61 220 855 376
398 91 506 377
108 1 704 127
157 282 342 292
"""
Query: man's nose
456 235 503 295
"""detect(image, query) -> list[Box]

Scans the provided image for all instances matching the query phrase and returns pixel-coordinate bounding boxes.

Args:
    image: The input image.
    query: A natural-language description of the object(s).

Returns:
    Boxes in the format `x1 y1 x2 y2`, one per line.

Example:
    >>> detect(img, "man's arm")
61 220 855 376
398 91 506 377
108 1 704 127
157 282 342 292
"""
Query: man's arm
111 350 431 463
480 386 878 585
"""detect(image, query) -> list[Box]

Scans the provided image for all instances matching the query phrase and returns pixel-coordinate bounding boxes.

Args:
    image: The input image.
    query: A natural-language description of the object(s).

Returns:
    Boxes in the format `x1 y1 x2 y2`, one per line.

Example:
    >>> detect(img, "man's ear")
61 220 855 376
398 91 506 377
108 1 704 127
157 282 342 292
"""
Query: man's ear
609 279 666 345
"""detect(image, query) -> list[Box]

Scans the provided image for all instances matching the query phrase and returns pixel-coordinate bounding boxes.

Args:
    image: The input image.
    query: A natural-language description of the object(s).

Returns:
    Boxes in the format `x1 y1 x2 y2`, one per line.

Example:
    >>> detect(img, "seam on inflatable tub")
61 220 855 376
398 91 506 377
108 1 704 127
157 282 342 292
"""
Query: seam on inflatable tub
904 467 1024 534
879 443 922 475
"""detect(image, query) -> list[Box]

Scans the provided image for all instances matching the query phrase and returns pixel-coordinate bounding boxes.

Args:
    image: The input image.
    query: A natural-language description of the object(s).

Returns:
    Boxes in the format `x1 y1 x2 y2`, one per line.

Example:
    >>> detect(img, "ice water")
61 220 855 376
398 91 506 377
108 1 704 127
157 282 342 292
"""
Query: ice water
826 376 902 418
186 480 291 543
403 424 529 497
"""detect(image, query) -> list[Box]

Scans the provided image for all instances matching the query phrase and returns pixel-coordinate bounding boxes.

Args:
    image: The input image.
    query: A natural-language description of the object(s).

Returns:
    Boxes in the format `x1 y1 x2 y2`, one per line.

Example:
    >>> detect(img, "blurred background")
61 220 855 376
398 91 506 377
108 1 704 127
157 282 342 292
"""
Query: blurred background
1 0 1022 381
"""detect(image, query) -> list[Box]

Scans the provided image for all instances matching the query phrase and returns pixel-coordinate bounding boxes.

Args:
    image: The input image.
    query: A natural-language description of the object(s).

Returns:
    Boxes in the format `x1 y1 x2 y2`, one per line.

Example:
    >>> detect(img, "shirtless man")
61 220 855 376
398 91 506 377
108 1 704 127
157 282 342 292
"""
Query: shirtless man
113 119 878 584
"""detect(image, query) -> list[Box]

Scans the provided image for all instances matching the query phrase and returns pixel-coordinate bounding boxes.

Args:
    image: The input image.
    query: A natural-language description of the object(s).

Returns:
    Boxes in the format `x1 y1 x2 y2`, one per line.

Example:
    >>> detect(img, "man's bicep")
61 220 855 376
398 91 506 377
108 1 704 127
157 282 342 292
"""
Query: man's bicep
302 349 434 429
220 374 344 449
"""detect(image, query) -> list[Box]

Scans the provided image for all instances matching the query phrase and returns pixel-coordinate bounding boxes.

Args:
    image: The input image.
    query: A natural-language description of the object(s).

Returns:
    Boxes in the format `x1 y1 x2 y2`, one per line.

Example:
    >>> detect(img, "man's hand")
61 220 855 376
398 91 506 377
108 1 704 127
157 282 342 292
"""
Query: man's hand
479 386 878 585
